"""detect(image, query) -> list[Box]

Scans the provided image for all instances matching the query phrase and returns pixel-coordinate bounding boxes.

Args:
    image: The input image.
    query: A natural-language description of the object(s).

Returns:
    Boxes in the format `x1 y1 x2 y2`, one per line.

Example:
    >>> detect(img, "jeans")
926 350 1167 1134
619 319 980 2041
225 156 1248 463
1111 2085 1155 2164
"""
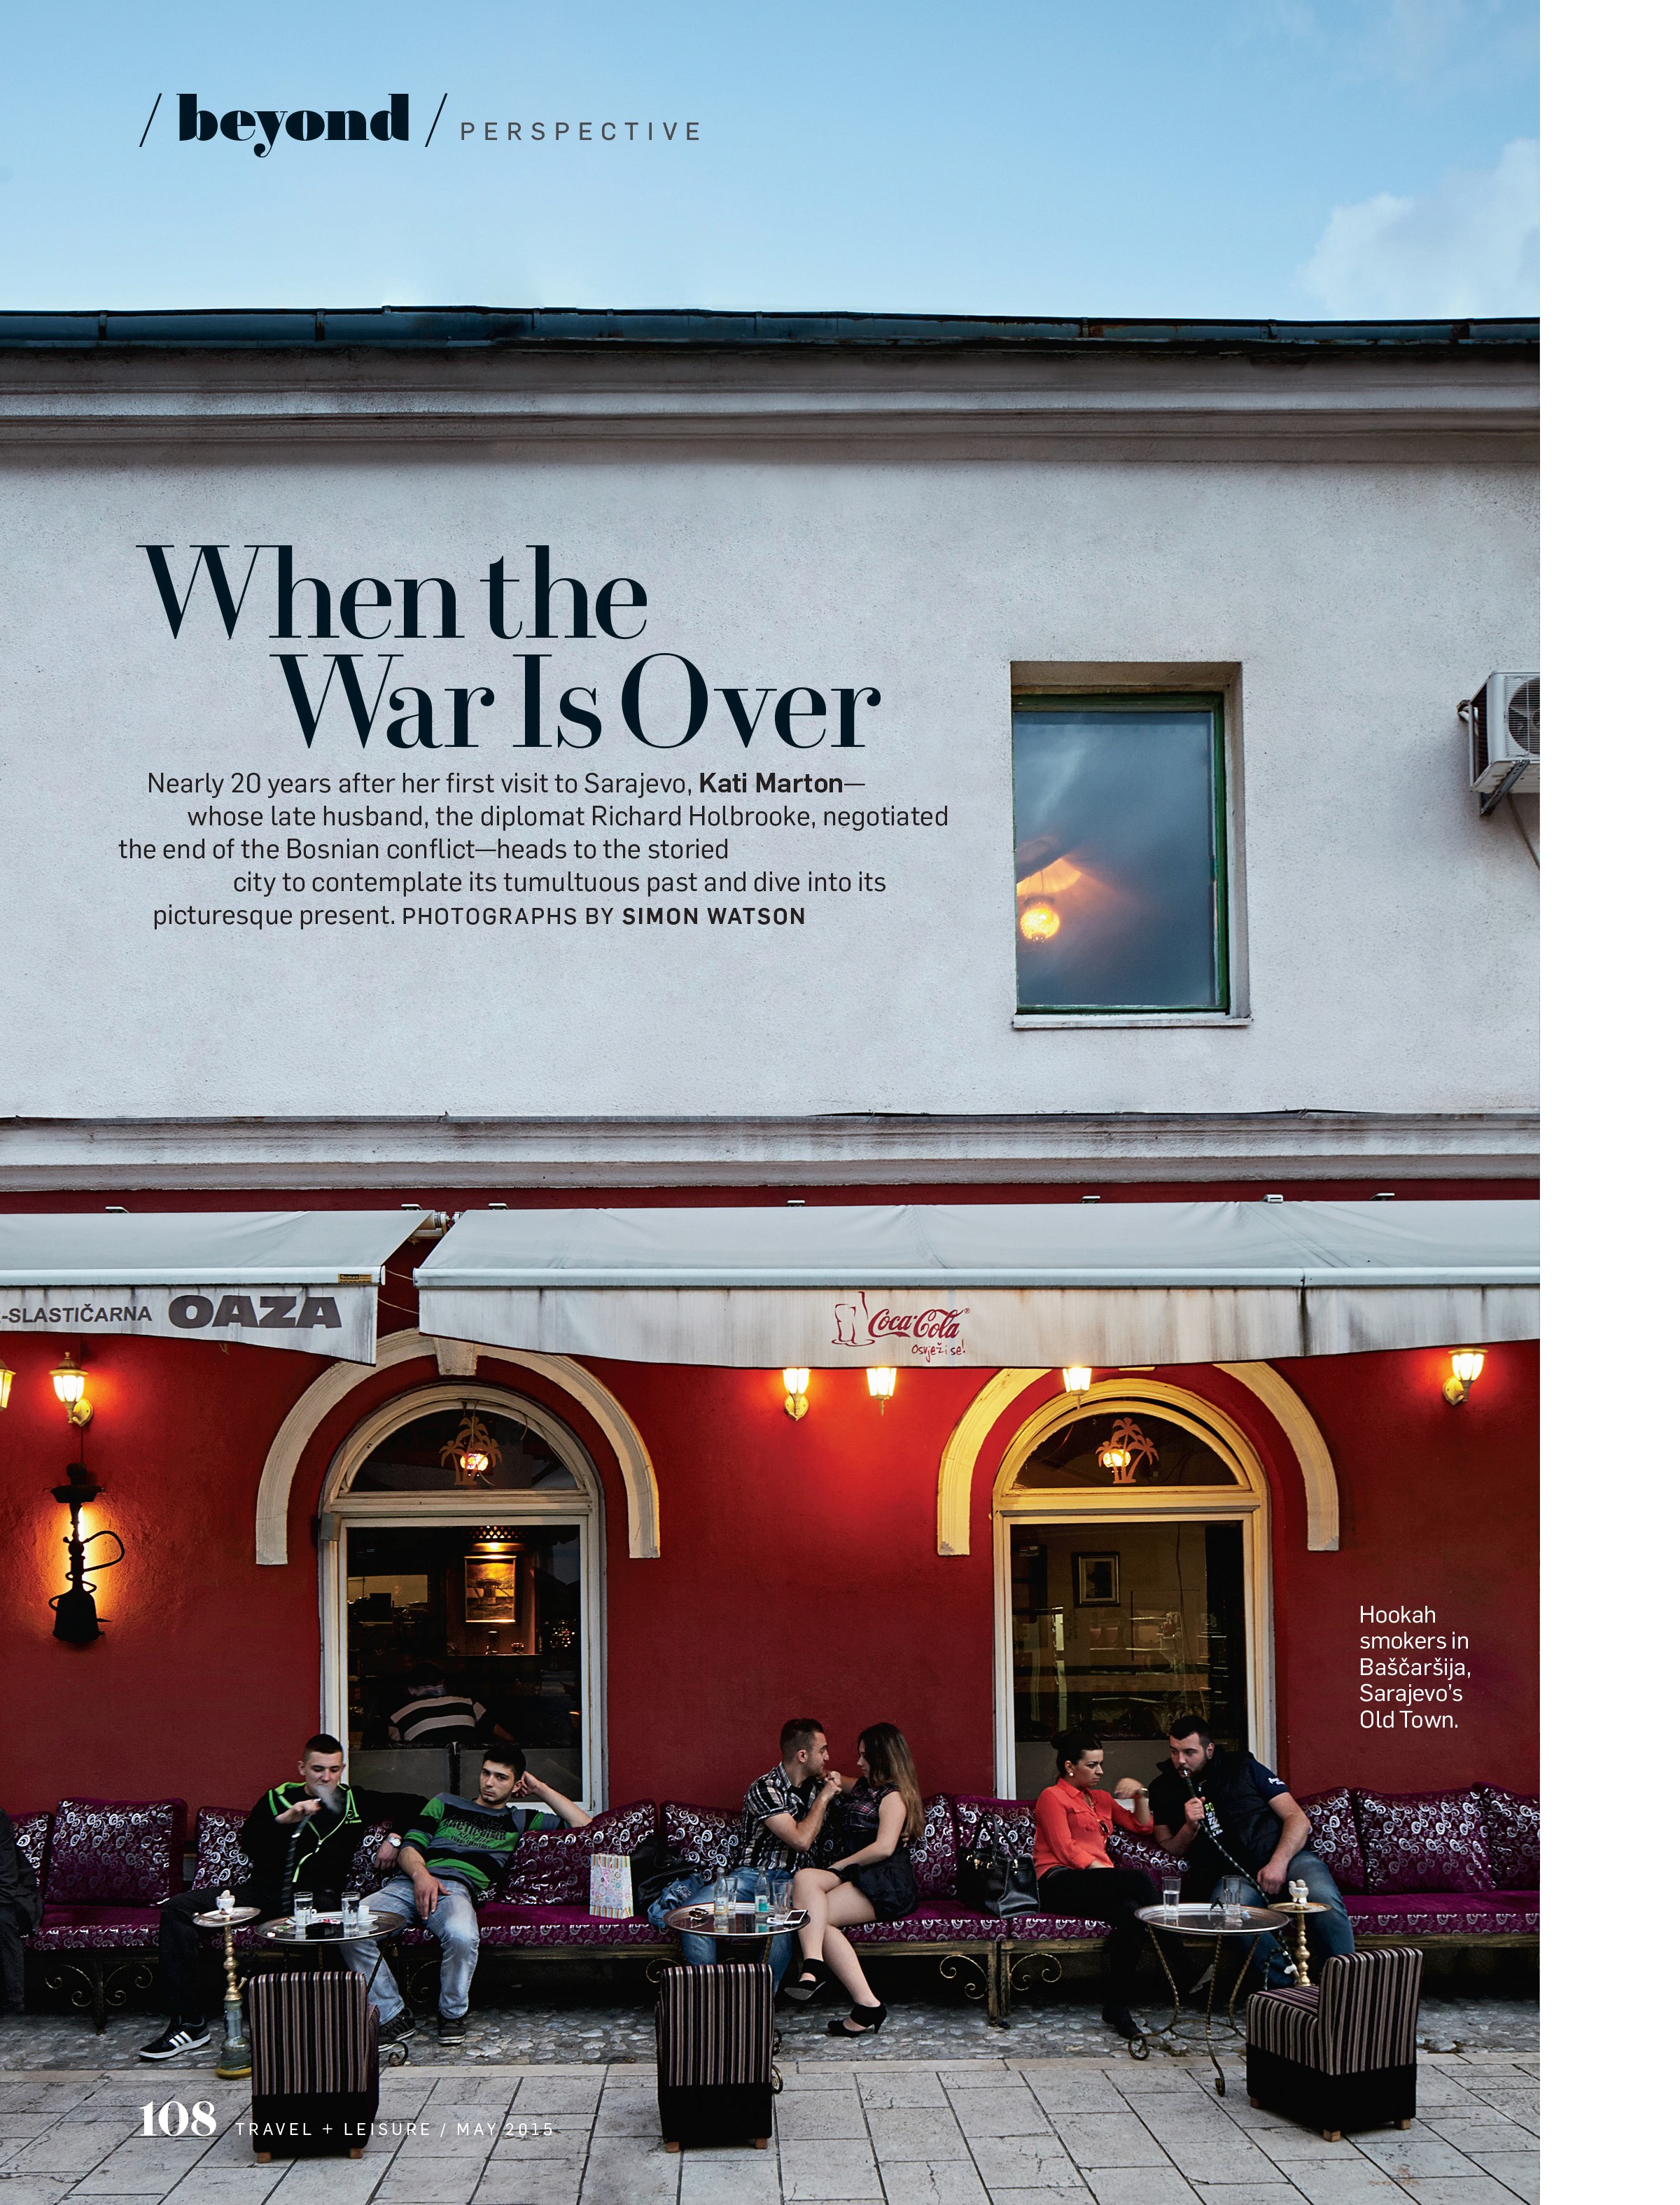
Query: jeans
1217 1849 1355 1987
649 1870 798 1992
344 1875 479 2022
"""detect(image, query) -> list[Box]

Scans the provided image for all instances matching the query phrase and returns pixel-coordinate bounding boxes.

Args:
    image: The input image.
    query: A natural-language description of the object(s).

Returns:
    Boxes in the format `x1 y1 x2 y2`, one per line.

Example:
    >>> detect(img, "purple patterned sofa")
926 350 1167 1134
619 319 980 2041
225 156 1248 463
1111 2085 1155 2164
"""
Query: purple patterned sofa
8 1779 1537 2032
953 1782 1539 2021
657 1793 1011 2016
1299 1784 1539 1944
19 1798 186 2030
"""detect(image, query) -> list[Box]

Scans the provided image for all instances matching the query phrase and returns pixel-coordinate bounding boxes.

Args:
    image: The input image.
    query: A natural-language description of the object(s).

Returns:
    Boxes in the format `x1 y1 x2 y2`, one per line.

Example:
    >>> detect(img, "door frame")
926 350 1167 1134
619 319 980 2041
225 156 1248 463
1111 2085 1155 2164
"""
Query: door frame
989 1378 1275 1796
316 1380 606 1811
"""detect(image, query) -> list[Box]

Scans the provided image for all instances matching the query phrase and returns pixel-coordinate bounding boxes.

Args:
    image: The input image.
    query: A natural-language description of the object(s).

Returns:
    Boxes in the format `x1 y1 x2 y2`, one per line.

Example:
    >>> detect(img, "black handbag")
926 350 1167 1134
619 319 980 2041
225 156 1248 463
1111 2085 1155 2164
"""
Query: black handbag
956 1813 1039 1917
629 1841 701 1912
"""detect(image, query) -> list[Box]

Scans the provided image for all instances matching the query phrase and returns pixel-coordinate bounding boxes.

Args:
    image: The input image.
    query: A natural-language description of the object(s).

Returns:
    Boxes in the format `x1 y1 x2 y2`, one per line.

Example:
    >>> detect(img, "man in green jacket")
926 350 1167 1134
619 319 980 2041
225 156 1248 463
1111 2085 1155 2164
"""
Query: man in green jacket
345 1744 587 2043
142 1733 389 2062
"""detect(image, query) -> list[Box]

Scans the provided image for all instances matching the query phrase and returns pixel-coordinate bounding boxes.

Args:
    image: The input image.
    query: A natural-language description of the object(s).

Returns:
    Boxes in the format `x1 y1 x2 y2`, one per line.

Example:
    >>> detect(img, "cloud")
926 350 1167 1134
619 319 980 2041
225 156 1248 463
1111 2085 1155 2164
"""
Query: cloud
1298 137 1538 316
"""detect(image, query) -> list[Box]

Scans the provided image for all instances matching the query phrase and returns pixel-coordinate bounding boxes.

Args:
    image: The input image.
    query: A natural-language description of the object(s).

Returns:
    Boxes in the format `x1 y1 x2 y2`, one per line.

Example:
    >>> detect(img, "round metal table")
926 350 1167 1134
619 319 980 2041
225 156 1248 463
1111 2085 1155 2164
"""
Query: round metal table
665 1904 808 1961
1131 1902 1291 2095
257 1912 411 2063
192 1905 261 2080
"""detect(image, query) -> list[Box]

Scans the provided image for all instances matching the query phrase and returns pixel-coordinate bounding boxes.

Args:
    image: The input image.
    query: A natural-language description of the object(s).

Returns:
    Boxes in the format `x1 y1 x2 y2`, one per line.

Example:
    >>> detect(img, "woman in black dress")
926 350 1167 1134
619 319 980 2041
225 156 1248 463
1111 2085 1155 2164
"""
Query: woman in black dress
784 1723 923 2036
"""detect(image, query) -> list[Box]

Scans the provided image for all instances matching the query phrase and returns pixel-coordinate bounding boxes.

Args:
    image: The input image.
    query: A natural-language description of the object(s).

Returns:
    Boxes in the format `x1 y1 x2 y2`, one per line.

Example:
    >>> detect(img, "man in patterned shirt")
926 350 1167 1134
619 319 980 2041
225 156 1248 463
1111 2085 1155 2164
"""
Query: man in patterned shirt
741 1718 846 1873
346 1744 587 2040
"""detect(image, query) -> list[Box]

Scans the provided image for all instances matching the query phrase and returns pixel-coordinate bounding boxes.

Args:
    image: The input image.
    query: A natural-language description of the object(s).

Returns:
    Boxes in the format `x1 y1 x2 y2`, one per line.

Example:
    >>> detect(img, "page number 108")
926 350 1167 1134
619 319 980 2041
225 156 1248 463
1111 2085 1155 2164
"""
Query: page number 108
141 2101 216 2136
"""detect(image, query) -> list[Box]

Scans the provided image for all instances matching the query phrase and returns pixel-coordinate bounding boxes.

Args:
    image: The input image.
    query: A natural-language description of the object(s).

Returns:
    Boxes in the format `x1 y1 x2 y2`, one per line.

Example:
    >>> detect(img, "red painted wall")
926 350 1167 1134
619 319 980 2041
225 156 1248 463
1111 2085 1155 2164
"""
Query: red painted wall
0 1192 1538 1825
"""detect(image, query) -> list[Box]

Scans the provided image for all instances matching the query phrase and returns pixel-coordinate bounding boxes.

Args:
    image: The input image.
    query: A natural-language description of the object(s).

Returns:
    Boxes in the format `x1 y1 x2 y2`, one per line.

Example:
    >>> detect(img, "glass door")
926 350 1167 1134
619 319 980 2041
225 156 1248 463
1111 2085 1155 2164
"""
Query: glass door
1009 1520 1249 1800
346 1522 585 1805
321 1392 602 1814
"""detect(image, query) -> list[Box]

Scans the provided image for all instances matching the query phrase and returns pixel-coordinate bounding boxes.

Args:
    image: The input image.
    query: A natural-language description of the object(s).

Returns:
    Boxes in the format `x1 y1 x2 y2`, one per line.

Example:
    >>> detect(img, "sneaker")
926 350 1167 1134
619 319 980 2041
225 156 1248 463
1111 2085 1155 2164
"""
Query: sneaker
379 2008 417 2043
436 2014 467 2041
139 2019 212 2061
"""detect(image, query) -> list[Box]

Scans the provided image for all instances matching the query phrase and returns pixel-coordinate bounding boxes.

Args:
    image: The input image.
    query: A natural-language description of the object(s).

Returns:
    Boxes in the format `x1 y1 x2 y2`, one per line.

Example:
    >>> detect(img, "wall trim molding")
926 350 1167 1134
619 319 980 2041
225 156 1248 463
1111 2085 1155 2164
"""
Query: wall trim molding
0 1110 1540 1189
253 1327 660 1564
935 1360 1339 1556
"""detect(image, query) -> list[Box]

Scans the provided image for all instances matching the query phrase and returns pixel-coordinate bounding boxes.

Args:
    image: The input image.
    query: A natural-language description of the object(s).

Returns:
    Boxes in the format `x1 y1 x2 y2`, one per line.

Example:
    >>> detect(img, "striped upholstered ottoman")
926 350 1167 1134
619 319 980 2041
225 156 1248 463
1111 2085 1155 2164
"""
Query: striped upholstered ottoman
1245 1947 1423 2140
247 1973 379 2158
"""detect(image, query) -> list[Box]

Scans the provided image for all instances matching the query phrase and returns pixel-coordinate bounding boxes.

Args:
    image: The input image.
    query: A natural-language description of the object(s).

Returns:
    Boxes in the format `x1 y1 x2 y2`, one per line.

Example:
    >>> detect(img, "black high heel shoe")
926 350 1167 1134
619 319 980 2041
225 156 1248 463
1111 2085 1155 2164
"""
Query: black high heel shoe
782 1959 830 2004
827 2001 888 2037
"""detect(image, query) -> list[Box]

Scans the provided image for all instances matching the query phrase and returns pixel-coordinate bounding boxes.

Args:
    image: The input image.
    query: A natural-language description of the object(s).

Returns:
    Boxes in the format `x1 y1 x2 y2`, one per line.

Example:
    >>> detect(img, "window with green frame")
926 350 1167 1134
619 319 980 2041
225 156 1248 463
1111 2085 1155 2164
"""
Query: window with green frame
1011 694 1230 1014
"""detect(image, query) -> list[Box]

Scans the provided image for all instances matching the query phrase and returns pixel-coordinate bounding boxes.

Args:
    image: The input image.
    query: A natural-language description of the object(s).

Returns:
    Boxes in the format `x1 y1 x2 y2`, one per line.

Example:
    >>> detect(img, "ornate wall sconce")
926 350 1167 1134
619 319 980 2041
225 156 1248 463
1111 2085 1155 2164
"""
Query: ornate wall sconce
52 1353 92 1429
866 1366 897 1410
1062 1366 1093 1396
783 1368 810 1420
0 1365 13 1409
1442 1349 1485 1407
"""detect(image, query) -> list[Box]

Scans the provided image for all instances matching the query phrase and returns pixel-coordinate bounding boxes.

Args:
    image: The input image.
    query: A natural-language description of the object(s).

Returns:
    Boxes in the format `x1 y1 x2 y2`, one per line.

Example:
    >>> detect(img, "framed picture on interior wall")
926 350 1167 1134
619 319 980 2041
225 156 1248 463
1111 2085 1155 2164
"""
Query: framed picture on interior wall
464 1555 519 1625
1074 1552 1121 1606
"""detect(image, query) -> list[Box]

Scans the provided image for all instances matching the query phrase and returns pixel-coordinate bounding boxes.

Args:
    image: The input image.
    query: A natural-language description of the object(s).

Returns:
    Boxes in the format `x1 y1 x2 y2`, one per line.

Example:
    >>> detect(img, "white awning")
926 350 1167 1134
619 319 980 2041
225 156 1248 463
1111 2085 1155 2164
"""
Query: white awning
415 1200 1539 1366
0 1211 423 1362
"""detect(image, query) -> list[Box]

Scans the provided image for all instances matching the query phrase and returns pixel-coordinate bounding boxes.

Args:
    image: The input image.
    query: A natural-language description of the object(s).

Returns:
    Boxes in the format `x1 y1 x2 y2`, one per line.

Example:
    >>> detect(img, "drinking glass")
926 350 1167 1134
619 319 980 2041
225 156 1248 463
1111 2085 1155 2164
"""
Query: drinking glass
292 1889 314 1935
1216 1876 1244 1926
769 1871 794 1921
1161 1874 1182 1920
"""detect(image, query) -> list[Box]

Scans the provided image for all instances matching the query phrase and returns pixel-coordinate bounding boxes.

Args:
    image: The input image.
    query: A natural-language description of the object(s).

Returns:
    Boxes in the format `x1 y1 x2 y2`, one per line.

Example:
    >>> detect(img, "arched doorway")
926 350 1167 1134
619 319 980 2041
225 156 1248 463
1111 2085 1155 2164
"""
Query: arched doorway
317 1382 605 1810
993 1377 1273 1800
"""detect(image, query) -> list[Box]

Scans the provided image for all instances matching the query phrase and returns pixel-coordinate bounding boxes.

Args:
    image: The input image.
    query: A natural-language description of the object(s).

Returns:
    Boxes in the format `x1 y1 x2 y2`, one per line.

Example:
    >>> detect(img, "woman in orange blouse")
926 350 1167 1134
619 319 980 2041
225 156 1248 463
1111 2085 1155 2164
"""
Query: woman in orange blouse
1032 1729 1160 2039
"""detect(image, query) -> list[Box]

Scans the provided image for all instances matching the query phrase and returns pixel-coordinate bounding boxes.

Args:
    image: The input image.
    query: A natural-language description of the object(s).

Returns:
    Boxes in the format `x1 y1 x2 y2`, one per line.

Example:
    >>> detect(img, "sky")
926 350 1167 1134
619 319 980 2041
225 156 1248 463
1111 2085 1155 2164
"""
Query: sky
0 1 1539 317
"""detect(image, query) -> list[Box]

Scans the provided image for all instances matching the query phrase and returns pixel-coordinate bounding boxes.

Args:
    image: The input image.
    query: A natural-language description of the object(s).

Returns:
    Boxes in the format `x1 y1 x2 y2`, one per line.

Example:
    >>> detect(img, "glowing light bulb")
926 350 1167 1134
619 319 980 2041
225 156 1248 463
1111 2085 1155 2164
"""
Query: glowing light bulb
1018 900 1060 942
1443 1350 1486 1407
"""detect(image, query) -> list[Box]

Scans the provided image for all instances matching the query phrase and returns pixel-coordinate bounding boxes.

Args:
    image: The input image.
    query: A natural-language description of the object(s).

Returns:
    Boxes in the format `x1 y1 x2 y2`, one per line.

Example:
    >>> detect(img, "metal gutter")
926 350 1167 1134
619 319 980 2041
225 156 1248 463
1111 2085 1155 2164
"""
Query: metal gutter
0 307 1540 357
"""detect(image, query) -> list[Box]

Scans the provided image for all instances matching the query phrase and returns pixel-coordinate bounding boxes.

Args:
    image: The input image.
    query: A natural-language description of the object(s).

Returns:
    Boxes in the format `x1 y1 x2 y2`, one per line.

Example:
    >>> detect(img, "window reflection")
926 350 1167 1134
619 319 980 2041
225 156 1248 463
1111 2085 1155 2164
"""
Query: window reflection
1012 701 1226 1011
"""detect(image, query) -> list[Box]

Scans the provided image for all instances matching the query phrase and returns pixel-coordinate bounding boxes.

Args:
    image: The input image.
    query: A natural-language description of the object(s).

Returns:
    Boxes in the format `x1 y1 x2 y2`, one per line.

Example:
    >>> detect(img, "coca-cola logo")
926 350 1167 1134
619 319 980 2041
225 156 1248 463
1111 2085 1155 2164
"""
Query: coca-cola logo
831 1288 968 1361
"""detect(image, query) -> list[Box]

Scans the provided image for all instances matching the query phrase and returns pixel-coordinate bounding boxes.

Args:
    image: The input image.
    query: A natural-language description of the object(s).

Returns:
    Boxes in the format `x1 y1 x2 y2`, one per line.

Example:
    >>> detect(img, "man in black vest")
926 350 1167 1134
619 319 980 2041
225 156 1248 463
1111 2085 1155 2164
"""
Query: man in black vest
1148 1714 1354 1988
141 1733 391 2062
0 1809 42 2015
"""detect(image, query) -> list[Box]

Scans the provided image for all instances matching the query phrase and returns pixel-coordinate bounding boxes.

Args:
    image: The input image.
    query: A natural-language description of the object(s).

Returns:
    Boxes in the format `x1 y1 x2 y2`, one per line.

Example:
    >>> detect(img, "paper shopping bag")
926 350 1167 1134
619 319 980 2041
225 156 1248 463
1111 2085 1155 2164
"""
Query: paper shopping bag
589 1851 636 1918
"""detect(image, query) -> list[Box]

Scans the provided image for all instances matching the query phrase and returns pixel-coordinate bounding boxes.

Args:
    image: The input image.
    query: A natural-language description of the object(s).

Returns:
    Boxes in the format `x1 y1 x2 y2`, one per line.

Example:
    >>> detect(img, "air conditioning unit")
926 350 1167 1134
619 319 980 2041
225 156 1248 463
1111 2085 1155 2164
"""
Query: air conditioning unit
1461 672 1539 812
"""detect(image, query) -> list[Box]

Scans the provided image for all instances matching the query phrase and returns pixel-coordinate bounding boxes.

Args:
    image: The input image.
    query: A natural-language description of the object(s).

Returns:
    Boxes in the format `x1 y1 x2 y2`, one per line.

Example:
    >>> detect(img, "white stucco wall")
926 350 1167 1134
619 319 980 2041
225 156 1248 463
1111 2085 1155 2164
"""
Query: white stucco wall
0 433 1536 1121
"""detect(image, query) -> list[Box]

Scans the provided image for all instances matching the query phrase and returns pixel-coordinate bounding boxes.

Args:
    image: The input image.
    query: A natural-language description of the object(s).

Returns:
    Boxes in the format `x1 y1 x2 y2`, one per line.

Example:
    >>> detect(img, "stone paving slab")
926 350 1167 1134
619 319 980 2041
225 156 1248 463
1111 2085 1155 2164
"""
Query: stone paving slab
0 2026 1540 2204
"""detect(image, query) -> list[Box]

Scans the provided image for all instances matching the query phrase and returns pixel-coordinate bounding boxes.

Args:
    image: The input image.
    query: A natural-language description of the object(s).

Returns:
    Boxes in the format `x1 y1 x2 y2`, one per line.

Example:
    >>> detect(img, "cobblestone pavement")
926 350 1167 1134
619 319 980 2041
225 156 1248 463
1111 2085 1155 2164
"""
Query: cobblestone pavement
0 2045 1539 2204
0 1997 1541 2073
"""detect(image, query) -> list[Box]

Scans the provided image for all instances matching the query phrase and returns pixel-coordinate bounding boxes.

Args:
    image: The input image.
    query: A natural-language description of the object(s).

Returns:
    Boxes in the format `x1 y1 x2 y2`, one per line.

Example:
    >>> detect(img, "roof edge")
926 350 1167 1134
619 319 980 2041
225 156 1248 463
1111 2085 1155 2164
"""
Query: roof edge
0 307 1540 356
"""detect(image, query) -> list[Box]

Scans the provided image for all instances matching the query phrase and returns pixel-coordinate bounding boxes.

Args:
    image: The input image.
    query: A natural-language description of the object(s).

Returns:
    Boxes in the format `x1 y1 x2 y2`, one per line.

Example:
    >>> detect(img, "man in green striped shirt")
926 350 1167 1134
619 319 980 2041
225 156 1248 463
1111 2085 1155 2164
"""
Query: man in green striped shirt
346 1745 588 2040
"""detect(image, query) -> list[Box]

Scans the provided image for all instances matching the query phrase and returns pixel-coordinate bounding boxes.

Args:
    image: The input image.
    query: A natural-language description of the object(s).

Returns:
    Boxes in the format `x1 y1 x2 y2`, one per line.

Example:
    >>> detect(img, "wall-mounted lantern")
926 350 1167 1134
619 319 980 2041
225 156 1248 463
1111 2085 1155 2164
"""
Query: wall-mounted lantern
1062 1366 1093 1396
0 1365 13 1409
52 1353 92 1429
1442 1350 1486 1407
866 1366 897 1410
783 1368 810 1421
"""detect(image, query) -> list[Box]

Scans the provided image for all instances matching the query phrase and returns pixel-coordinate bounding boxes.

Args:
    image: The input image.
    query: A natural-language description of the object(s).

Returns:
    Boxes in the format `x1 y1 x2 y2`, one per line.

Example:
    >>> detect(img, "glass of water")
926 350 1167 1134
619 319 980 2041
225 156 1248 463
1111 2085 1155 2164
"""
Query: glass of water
292 1889 314 1935
1161 1873 1182 1919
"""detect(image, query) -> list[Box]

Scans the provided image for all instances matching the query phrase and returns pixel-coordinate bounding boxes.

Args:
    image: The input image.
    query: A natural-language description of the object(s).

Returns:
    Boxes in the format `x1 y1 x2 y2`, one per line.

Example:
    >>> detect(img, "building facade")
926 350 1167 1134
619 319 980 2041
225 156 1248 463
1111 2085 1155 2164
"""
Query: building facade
0 311 1539 1828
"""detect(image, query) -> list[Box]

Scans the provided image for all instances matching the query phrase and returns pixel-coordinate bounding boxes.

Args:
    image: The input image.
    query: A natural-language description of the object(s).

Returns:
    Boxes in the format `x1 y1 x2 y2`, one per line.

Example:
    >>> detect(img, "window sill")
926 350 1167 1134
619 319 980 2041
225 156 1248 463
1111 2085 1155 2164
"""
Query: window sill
1011 1013 1252 1030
